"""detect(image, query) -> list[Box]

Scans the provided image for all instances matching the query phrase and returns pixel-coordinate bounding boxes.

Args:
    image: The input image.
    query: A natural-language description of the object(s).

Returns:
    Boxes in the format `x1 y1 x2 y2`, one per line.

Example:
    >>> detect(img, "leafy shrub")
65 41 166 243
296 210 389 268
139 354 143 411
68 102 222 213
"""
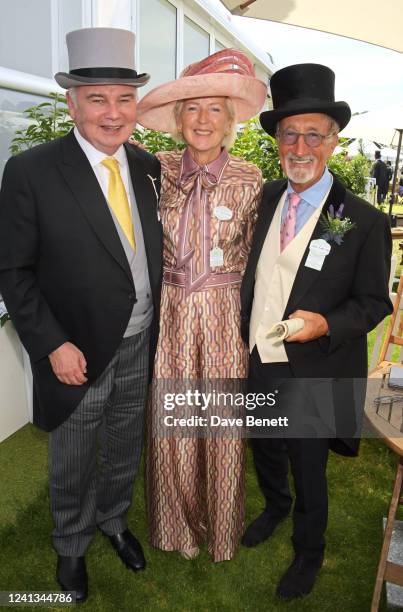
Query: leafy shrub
10 93 73 155
230 119 283 181
131 127 184 154
327 152 371 197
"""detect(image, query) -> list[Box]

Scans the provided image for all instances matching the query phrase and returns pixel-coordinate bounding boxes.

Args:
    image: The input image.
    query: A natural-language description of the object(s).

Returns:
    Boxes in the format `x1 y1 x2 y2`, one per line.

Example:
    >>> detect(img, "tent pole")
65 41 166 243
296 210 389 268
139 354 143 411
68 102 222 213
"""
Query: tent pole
232 0 257 14
239 0 257 8
389 129 403 217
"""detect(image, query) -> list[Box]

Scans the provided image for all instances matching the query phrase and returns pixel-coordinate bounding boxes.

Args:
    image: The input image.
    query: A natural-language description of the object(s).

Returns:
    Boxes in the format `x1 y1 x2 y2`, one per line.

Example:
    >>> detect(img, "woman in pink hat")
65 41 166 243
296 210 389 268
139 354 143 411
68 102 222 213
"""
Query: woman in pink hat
137 49 267 561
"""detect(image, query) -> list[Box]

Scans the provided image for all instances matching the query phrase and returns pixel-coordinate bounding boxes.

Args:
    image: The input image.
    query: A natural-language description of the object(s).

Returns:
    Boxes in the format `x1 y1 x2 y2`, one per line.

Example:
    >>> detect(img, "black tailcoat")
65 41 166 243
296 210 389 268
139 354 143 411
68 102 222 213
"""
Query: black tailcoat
241 175 393 455
0 130 162 431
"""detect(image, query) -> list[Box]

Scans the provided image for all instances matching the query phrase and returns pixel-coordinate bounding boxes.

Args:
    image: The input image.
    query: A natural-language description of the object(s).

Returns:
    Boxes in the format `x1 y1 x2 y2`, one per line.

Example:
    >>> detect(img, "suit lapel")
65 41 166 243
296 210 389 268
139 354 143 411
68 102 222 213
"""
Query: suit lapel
286 175 347 313
124 143 161 292
242 179 287 308
251 181 286 265
57 131 132 282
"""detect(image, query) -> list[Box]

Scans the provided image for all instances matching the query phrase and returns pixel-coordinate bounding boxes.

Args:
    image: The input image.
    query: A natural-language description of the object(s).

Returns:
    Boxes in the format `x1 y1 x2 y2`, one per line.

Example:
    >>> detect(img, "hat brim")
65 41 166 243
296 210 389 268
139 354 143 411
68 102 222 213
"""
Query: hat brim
136 73 267 133
54 72 150 89
260 100 351 136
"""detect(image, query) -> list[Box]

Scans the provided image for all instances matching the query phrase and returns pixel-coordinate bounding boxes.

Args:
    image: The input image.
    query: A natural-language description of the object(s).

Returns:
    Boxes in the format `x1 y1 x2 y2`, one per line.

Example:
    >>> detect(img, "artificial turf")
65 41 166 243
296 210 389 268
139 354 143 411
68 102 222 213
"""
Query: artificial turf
0 423 397 611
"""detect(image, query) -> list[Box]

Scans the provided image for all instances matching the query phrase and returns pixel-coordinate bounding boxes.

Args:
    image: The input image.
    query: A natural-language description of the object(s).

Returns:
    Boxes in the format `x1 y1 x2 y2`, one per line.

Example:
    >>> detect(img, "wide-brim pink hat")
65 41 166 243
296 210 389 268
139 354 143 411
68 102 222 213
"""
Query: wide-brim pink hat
137 49 268 133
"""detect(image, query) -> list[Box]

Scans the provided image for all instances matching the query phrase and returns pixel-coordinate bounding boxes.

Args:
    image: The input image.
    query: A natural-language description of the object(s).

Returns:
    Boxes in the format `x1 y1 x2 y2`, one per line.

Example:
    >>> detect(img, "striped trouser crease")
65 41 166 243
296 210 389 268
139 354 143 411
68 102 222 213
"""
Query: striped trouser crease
48 328 150 556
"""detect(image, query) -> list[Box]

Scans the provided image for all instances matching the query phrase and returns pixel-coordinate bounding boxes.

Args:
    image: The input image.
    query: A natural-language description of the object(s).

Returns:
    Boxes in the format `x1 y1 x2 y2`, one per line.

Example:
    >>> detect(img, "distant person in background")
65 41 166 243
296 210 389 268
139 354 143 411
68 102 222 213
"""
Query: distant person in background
371 150 389 204
386 161 393 183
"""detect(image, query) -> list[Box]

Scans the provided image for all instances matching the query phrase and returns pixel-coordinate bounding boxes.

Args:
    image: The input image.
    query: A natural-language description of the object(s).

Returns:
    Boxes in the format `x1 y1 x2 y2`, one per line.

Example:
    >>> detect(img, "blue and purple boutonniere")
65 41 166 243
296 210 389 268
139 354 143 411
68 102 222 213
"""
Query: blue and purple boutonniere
320 203 356 245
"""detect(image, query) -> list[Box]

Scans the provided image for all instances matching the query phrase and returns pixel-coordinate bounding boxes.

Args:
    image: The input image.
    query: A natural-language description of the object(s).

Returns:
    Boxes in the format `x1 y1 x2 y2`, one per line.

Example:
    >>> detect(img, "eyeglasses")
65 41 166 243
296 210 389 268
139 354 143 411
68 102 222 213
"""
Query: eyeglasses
277 129 336 148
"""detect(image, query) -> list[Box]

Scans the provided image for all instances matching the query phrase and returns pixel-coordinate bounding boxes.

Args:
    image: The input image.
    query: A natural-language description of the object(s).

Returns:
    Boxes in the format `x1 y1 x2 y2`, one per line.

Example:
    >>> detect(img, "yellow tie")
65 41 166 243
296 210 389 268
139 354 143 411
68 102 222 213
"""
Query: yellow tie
101 157 135 250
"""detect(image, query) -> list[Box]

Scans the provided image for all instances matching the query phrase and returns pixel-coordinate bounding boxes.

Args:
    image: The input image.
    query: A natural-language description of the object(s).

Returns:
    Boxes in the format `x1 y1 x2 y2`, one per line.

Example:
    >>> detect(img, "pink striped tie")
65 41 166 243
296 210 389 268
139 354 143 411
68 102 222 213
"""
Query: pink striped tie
280 192 301 251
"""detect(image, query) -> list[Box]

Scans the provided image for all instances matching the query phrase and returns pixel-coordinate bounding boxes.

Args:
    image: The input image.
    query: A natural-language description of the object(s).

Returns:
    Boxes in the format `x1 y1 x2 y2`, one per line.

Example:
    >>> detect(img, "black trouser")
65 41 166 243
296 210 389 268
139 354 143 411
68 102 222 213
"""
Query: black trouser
249 349 329 559
377 189 387 204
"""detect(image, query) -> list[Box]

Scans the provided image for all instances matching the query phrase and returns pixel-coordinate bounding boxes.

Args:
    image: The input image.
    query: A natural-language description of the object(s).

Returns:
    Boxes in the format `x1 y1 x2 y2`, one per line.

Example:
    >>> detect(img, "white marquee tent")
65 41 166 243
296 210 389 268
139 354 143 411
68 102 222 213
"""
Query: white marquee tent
219 0 403 52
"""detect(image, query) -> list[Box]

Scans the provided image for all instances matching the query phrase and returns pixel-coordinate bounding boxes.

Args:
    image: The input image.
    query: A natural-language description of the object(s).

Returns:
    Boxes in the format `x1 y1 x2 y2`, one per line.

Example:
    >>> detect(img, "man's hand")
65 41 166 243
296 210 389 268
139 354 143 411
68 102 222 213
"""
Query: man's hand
286 309 329 343
49 342 88 385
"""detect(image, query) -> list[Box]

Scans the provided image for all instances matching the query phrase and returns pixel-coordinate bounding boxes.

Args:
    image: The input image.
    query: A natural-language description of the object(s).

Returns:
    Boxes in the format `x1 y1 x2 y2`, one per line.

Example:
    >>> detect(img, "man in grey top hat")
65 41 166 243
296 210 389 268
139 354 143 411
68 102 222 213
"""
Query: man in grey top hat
0 27 162 603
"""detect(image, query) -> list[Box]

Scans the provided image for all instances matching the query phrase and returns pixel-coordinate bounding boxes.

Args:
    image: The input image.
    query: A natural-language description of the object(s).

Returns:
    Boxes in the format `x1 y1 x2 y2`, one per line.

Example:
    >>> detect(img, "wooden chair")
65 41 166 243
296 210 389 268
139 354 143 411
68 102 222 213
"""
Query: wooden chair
369 254 398 372
369 274 403 610
370 271 403 377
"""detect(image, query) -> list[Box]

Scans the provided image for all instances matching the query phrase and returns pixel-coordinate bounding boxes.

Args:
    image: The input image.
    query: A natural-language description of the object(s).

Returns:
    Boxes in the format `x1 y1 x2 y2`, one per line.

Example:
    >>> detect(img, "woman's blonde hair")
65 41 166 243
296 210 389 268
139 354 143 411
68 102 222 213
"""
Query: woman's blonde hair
171 97 238 150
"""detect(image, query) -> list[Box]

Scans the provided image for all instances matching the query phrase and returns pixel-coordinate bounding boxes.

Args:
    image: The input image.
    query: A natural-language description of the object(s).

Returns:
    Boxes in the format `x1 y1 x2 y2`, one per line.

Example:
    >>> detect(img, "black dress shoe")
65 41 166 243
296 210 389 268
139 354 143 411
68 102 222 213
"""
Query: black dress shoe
241 511 288 547
56 556 88 604
105 529 146 572
276 552 324 600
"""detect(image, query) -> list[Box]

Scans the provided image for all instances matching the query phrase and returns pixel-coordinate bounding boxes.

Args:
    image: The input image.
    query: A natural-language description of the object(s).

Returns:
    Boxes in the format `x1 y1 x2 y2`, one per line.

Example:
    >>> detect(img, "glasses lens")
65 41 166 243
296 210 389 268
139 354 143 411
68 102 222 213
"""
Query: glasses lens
279 130 324 147
305 132 323 147
279 130 297 144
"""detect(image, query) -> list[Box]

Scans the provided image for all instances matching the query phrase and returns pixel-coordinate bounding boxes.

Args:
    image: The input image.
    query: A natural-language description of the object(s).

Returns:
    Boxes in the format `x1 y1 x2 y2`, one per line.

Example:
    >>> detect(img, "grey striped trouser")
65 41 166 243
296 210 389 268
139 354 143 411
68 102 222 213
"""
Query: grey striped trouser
48 328 150 556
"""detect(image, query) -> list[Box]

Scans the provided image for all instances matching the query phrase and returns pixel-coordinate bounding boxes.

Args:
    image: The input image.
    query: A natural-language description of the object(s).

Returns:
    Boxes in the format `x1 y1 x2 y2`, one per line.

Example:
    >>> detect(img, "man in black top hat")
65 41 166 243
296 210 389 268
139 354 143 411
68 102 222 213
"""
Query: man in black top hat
372 150 390 204
240 63 392 600
0 28 162 603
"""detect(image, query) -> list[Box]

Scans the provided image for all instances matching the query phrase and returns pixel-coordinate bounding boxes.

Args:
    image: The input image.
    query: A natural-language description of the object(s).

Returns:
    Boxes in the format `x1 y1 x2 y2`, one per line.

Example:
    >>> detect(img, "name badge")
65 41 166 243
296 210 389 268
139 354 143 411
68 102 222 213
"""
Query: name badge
305 239 331 271
214 206 233 221
210 247 224 267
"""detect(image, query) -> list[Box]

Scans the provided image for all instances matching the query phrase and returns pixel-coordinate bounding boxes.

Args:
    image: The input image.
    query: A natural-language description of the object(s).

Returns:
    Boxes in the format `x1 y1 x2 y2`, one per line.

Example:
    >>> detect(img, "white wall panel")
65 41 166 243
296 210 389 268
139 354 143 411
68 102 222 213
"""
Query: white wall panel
0 324 29 443
0 0 53 77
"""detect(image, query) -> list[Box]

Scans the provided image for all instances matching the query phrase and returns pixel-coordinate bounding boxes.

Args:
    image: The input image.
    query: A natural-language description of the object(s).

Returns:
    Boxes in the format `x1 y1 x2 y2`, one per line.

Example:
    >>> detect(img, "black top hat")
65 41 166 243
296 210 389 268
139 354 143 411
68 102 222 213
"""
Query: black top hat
260 63 351 137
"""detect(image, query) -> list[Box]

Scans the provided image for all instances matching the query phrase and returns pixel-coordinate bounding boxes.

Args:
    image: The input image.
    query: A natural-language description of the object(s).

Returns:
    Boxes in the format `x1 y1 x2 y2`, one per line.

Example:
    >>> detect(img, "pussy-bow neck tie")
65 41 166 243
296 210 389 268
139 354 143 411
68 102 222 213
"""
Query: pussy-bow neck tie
176 148 229 293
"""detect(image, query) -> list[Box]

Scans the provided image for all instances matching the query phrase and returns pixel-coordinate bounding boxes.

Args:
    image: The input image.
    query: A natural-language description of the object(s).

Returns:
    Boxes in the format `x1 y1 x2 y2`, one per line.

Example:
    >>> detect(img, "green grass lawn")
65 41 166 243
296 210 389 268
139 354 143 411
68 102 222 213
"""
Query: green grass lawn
0 418 398 611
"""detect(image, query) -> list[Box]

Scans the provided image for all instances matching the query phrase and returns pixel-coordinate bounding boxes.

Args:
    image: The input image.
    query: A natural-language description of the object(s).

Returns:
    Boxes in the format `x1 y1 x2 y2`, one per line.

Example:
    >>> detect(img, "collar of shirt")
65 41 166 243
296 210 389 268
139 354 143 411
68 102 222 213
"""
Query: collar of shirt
73 127 132 210
281 167 333 235
73 126 127 169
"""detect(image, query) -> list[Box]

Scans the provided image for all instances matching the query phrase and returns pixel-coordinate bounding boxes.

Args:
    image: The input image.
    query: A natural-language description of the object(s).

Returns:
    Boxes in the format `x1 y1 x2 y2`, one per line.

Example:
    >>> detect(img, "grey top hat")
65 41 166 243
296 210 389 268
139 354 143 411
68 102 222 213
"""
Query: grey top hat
54 27 149 89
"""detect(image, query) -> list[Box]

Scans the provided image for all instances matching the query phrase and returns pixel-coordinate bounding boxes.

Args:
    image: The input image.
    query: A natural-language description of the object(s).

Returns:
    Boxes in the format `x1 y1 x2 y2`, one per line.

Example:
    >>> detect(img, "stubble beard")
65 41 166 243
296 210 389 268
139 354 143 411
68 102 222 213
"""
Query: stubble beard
284 155 315 186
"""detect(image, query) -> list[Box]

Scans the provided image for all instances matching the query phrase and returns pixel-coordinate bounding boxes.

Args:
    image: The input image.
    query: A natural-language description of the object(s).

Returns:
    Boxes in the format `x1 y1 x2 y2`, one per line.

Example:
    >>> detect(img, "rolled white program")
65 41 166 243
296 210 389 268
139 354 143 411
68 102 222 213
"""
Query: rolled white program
267 317 305 341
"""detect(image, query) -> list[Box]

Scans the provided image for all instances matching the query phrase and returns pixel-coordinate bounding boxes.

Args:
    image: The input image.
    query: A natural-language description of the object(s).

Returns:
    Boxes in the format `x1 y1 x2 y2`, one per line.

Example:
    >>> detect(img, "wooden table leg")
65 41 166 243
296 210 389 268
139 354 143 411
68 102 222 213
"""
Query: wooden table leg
371 457 403 611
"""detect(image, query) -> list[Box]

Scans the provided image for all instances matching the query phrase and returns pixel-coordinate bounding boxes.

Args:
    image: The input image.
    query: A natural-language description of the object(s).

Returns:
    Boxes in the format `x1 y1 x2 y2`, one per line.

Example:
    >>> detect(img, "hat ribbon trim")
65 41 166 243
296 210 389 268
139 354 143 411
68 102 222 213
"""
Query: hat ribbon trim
70 67 140 79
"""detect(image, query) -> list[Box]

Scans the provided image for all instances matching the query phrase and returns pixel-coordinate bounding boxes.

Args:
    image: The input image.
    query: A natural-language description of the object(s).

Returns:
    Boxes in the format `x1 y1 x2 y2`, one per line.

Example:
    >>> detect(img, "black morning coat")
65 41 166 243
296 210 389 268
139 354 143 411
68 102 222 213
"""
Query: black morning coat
240 175 393 455
0 130 162 431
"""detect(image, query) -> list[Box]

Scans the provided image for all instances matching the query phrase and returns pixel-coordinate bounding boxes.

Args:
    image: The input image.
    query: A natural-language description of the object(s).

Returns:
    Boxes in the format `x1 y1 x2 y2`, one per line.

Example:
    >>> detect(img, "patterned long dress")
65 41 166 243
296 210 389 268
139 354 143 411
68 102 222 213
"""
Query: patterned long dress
147 148 262 561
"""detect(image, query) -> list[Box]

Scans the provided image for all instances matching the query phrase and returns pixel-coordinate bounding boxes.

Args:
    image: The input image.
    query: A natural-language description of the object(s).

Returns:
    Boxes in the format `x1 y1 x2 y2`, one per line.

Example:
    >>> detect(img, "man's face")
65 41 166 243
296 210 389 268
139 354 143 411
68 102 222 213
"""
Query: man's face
66 84 137 155
277 113 338 192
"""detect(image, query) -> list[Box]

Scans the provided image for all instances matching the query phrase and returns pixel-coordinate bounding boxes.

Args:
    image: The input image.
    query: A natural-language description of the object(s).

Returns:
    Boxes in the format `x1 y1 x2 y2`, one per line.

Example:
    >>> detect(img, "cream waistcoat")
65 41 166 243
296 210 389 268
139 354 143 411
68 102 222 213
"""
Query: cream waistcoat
250 187 330 363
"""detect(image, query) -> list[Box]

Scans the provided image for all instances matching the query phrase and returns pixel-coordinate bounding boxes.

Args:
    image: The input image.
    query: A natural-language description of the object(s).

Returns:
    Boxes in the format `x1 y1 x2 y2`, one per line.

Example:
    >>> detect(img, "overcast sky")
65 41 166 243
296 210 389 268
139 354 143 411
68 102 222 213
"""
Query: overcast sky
225 14 403 115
